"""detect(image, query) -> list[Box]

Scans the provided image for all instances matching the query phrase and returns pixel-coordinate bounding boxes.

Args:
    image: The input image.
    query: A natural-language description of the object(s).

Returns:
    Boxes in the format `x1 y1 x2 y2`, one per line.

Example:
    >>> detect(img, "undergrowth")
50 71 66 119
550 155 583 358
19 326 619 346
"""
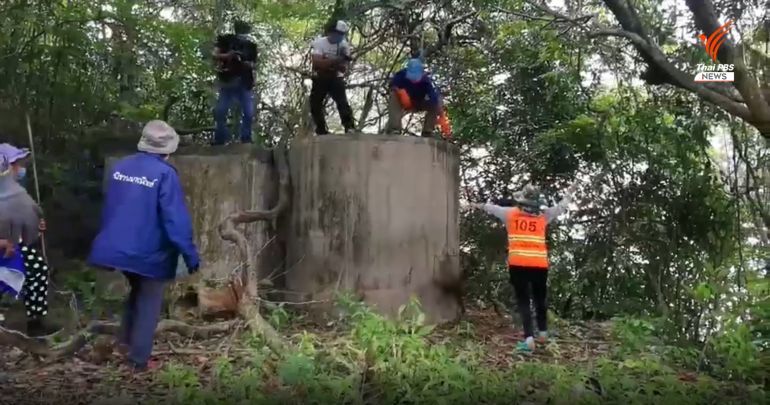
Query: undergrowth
153 294 768 405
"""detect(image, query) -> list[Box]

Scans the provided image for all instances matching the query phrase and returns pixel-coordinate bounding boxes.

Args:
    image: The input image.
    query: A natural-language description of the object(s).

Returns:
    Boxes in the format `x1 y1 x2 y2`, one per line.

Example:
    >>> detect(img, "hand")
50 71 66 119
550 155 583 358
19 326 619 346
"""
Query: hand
0 239 13 258
464 202 481 210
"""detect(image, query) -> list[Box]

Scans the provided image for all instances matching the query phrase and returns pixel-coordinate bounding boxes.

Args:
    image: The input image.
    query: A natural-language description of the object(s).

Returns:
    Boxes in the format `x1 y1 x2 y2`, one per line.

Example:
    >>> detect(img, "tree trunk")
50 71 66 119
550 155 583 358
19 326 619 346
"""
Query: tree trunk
285 134 461 323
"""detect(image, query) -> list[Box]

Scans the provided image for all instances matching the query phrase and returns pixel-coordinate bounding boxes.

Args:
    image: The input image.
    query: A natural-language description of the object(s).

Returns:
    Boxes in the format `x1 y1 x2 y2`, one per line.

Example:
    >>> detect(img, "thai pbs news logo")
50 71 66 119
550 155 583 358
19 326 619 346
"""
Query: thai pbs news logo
694 20 734 83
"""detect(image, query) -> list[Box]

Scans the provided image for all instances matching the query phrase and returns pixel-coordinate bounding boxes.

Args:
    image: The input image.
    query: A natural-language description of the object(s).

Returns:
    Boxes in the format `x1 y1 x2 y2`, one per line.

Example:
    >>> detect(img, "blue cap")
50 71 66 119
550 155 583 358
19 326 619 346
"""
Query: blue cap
405 58 424 82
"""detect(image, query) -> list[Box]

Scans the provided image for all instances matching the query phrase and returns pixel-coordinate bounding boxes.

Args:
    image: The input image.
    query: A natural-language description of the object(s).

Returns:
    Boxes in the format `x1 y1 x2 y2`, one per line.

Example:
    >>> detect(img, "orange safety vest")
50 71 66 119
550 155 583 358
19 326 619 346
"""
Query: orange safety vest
506 208 549 269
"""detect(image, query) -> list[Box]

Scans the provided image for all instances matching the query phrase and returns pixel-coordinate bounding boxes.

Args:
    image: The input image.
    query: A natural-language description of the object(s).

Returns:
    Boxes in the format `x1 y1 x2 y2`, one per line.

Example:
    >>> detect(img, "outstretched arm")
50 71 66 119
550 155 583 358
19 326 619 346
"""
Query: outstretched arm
471 202 513 223
542 182 578 224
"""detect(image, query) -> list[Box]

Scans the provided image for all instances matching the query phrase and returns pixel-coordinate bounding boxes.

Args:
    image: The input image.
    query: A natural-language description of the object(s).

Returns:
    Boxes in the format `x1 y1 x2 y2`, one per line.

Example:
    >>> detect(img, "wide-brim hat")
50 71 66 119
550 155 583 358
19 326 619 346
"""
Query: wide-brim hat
137 120 179 155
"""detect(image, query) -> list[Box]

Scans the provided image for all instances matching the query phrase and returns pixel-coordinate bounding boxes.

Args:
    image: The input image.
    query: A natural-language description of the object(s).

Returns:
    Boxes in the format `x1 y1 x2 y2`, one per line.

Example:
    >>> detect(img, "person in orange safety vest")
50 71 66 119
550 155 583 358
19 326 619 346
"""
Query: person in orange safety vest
470 181 577 353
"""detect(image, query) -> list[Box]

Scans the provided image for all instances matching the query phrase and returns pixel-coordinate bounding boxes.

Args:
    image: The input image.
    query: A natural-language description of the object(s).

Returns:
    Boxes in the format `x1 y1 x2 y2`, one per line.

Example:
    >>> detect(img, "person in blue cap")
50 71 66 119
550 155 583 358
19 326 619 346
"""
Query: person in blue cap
88 120 201 372
0 143 53 337
387 58 444 137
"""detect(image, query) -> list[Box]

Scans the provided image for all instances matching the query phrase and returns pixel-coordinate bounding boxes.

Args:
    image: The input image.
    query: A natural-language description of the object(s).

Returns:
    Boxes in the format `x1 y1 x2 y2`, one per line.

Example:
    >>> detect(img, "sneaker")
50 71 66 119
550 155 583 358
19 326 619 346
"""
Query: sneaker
516 337 536 353
124 358 162 374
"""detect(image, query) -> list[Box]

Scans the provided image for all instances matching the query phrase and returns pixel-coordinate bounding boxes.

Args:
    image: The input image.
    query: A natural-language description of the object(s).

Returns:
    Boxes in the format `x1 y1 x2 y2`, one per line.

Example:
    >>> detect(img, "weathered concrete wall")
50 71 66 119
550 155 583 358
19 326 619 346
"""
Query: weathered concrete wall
102 145 281 310
170 145 280 284
285 135 461 323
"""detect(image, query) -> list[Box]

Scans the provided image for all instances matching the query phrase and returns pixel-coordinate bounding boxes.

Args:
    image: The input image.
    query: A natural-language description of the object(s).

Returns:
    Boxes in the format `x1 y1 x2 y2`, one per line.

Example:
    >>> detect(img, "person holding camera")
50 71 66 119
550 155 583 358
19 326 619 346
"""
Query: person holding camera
309 20 355 135
212 20 258 145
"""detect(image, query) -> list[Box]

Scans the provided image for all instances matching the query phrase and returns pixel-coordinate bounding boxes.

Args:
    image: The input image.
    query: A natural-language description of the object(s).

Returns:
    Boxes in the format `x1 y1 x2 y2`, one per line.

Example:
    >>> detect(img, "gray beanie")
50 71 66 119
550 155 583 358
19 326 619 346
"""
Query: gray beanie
137 120 179 155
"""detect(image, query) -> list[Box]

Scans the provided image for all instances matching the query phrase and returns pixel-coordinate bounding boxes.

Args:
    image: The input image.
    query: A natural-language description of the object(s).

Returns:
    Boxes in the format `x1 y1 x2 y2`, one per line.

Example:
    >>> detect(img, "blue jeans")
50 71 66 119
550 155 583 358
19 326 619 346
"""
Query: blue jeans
214 83 254 144
119 272 166 368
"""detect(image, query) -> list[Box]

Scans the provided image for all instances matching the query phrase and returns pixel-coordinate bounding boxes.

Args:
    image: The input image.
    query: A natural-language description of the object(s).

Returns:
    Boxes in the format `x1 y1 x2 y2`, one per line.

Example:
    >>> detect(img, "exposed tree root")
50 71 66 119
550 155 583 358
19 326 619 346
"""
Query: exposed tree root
216 143 291 352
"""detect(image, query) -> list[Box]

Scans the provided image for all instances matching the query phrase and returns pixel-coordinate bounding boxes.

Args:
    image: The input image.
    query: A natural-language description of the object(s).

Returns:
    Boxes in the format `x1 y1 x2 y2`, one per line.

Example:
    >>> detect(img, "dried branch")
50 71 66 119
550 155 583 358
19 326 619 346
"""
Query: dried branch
0 320 238 362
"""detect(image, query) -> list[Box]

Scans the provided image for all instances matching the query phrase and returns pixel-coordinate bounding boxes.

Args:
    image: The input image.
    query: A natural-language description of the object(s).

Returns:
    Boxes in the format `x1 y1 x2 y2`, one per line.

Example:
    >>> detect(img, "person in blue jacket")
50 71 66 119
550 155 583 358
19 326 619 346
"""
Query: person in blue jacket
386 58 444 137
88 120 201 372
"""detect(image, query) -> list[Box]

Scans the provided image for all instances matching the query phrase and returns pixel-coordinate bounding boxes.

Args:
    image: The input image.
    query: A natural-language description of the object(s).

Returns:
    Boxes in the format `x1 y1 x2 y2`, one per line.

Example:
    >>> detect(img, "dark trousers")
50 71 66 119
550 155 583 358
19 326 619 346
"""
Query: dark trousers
213 83 254 144
310 76 354 134
119 272 166 367
509 266 548 338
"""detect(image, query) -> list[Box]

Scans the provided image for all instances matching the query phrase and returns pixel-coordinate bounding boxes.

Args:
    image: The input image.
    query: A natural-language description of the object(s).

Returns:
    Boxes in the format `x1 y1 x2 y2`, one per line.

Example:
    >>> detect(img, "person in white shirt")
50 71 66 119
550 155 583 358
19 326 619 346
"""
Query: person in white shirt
309 20 355 135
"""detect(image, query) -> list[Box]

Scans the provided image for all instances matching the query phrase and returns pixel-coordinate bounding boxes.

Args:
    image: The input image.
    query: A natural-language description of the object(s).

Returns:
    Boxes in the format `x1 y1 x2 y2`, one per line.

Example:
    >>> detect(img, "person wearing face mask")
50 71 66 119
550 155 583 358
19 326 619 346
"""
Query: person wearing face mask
387 58 451 138
212 19 259 145
309 20 355 135
0 143 52 337
468 182 578 353
88 120 201 372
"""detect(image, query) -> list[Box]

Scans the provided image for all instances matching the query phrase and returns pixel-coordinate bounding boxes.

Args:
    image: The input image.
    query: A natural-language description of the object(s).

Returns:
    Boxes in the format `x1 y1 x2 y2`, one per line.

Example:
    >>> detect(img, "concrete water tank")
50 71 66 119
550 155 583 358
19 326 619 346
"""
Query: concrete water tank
285 135 461 323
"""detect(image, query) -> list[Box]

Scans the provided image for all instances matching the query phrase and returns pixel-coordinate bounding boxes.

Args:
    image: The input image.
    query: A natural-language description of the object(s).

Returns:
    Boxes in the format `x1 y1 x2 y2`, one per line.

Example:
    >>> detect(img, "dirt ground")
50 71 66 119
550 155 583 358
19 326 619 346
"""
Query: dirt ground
0 308 621 404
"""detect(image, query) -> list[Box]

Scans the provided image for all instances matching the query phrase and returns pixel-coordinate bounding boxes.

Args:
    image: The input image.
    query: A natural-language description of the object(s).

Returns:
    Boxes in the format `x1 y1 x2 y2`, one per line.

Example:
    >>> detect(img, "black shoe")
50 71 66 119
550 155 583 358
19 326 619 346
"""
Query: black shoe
240 139 253 144
26 319 45 337
315 131 330 136
125 359 148 372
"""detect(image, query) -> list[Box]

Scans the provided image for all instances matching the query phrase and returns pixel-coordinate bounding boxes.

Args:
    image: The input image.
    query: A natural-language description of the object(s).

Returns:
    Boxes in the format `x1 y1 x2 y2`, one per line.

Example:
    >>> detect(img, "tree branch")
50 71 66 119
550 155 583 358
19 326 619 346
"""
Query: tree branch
684 0 770 128
589 29 753 120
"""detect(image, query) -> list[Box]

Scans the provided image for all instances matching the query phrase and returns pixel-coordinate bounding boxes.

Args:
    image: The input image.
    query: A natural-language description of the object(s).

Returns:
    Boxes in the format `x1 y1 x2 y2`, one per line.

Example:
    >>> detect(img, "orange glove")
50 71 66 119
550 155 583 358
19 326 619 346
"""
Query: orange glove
437 109 452 139
396 89 413 110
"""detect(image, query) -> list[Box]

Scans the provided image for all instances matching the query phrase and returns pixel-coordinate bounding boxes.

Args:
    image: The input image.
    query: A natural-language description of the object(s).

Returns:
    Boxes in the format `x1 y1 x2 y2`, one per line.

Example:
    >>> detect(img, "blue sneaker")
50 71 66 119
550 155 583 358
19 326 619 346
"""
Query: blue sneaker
516 337 536 353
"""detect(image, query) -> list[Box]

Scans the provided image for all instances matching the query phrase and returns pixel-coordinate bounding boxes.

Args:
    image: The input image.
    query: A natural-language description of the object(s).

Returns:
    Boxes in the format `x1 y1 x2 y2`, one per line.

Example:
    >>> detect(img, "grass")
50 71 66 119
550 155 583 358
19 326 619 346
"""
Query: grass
147 296 767 405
